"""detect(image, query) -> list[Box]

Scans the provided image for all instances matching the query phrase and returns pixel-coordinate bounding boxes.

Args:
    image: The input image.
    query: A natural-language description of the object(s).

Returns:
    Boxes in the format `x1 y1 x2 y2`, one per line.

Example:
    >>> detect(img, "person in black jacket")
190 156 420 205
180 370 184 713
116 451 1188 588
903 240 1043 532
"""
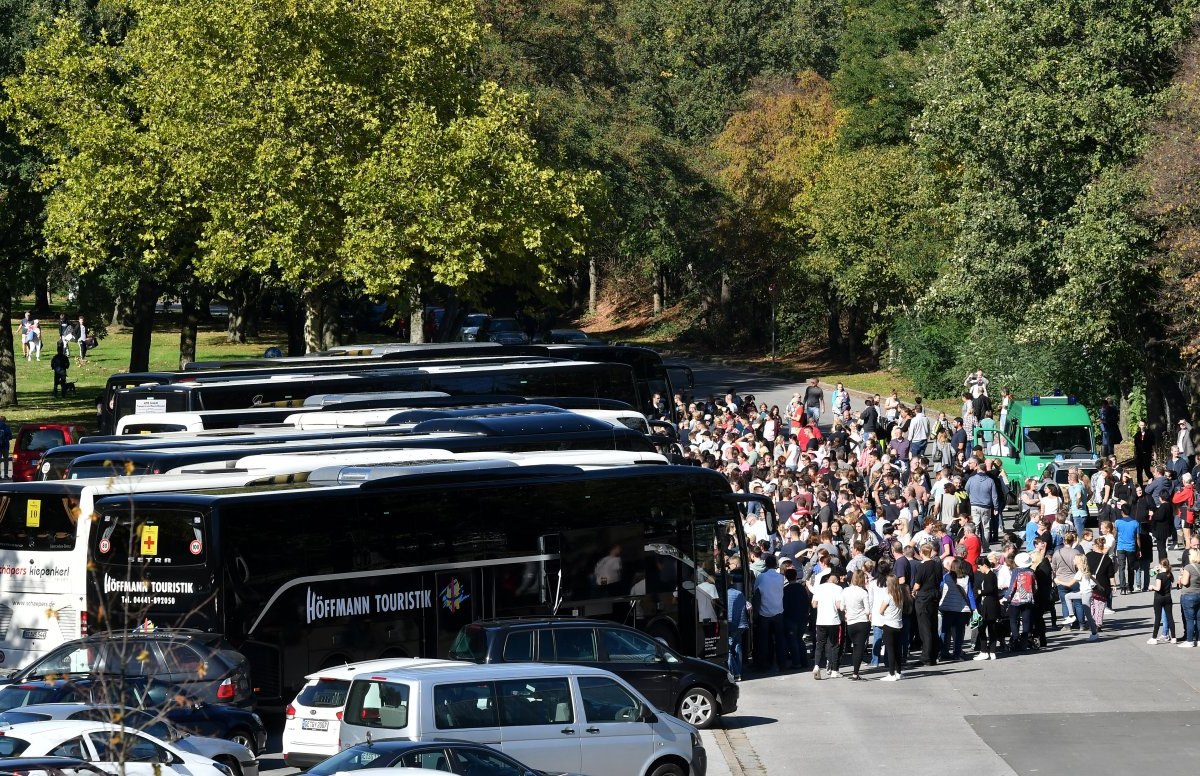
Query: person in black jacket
50 343 70 398
973 555 1003 659
1133 420 1156 485
860 399 882 439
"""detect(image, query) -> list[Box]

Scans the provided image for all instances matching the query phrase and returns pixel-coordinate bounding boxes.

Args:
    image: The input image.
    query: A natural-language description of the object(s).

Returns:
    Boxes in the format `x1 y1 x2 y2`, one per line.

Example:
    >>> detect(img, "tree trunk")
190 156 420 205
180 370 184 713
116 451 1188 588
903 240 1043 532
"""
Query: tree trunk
652 267 664 316
33 276 50 316
110 295 122 328
408 285 424 344
588 256 598 314
826 298 843 357
225 279 260 344
303 286 339 352
178 290 199 369
0 292 16 408
282 292 306 355
440 292 461 343
719 272 733 315
127 277 159 373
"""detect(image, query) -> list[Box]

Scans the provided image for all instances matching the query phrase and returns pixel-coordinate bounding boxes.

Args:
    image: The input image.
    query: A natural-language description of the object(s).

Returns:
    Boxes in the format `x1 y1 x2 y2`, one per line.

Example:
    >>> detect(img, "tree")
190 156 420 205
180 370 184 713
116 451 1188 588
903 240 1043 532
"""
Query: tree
914 0 1196 319
8 0 592 356
793 143 945 356
832 0 940 149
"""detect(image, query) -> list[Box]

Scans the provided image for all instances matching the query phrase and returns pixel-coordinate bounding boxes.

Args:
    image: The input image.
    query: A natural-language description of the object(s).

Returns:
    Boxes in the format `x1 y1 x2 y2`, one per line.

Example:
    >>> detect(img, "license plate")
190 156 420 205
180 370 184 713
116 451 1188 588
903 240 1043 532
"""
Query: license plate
22 629 47 640
301 720 330 731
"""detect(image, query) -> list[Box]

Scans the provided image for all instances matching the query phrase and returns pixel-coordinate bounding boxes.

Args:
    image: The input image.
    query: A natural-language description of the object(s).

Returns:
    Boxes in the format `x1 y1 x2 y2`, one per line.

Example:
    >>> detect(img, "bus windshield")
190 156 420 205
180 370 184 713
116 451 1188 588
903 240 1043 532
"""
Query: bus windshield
93 509 206 567
0 496 79 551
1023 426 1093 456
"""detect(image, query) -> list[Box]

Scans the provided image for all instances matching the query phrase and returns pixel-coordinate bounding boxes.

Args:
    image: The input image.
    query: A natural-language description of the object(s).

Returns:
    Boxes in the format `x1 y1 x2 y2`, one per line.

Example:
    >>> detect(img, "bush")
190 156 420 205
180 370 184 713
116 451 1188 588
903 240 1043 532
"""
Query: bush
887 314 967 398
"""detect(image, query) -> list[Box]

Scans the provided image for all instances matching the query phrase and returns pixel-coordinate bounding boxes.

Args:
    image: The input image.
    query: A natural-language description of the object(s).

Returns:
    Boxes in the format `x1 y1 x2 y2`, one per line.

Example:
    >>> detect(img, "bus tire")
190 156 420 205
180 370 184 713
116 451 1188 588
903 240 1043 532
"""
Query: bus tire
319 653 352 669
676 686 717 729
647 623 679 652
645 757 687 776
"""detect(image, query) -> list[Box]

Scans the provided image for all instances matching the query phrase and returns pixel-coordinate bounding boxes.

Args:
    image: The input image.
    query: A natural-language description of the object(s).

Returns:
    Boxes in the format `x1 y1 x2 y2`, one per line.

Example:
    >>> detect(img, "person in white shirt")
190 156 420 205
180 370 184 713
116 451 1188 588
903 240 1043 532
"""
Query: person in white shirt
810 563 845 680
744 513 769 544
842 569 873 679
876 574 907 680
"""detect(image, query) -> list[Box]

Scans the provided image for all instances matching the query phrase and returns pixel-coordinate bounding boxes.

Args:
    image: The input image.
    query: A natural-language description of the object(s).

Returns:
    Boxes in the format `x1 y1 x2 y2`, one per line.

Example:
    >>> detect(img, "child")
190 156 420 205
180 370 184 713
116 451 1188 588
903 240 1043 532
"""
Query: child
1149 558 1176 644
1063 554 1099 641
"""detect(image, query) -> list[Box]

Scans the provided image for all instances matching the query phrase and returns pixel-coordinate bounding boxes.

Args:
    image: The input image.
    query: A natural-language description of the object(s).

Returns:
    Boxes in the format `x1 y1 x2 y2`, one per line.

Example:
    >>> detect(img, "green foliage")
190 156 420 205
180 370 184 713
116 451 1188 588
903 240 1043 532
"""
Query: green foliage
914 0 1198 318
887 313 966 398
832 0 940 149
6 0 592 313
792 143 945 325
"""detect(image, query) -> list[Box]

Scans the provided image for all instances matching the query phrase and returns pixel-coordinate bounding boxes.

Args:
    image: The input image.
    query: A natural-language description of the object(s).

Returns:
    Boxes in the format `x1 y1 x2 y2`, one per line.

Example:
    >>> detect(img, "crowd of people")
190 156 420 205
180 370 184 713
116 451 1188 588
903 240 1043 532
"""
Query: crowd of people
667 378 1200 681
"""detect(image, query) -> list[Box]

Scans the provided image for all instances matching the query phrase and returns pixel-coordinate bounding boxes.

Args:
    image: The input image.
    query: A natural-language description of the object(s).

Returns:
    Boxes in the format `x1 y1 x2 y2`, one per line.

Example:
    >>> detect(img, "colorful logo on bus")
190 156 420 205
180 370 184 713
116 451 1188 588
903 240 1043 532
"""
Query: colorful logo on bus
440 578 470 614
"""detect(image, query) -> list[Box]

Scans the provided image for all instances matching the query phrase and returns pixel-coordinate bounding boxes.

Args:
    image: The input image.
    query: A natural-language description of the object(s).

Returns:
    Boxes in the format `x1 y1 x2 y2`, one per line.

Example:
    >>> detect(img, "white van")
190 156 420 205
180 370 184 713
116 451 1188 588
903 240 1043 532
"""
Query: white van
339 663 705 776
282 658 456 768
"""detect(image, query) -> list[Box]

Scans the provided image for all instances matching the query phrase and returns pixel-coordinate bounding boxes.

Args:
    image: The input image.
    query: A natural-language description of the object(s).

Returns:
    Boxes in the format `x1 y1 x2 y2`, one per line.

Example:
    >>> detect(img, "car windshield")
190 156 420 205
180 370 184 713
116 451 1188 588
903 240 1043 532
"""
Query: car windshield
0 684 65 711
297 678 351 708
488 320 521 332
1023 426 1092 455
18 429 67 452
308 746 393 776
447 626 487 662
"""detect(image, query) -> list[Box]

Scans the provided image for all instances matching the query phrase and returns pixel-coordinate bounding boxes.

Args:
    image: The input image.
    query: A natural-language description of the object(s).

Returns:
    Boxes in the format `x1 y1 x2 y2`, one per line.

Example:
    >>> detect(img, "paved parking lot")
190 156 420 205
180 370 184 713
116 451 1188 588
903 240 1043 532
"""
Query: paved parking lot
710 592 1200 775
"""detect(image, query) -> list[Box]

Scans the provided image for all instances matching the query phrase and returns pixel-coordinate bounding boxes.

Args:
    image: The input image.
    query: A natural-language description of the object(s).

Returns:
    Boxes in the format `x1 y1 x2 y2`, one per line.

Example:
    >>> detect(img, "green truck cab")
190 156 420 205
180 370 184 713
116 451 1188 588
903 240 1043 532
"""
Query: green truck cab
972 395 1097 487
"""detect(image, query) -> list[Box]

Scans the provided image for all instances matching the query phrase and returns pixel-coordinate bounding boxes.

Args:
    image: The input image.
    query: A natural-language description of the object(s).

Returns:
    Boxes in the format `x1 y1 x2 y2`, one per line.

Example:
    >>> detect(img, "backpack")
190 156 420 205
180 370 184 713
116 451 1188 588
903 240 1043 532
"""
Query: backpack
1010 570 1034 605
954 540 968 558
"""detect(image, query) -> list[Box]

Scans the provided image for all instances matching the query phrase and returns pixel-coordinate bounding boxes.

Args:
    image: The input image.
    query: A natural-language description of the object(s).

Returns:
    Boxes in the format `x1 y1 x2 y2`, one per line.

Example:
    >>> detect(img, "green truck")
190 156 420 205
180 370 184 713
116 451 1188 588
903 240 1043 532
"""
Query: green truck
972 395 1097 487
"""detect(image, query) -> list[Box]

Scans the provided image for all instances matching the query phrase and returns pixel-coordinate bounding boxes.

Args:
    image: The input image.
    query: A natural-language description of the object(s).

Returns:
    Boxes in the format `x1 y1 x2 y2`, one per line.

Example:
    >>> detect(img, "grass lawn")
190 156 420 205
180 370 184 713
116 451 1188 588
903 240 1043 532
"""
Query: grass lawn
7 316 283 430
820 369 961 417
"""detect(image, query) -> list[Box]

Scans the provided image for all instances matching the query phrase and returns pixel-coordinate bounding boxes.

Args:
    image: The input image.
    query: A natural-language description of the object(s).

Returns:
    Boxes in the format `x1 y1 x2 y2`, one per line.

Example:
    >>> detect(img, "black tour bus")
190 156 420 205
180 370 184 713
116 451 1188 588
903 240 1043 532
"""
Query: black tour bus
111 361 639 428
44 401 640 479
88 463 752 703
64 414 656 479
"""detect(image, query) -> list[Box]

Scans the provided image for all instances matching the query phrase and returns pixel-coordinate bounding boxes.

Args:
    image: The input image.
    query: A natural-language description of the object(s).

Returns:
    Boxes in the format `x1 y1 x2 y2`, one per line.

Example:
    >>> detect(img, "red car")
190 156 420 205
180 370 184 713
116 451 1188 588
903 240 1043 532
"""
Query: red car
11 423 88 481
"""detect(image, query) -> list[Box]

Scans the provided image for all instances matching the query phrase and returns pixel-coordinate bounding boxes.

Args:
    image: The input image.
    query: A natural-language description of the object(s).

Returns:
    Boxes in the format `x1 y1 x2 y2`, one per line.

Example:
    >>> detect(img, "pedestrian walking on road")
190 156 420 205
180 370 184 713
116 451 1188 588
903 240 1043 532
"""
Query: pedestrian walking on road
811 562 845 679
1149 558 1176 644
876 574 906 681
972 555 1002 660
1179 550 1200 648
1006 552 1037 651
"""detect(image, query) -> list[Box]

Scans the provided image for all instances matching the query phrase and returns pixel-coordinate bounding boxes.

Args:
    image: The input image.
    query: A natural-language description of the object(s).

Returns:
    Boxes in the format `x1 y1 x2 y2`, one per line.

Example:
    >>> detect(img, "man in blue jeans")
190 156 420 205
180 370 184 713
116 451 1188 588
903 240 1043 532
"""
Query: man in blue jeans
726 582 750 680
1115 508 1141 594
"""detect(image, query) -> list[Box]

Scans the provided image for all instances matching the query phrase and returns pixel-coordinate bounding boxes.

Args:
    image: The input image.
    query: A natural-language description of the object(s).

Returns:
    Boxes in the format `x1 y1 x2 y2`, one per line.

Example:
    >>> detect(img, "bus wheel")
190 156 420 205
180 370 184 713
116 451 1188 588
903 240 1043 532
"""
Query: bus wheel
319 654 352 669
648 624 678 652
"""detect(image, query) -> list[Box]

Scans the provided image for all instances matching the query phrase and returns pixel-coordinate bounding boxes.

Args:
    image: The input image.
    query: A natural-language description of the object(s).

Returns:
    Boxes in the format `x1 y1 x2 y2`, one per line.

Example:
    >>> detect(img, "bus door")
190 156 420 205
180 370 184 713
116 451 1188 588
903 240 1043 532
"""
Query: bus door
681 519 728 661
973 427 1021 484
725 493 771 659
433 568 481 658
664 363 695 405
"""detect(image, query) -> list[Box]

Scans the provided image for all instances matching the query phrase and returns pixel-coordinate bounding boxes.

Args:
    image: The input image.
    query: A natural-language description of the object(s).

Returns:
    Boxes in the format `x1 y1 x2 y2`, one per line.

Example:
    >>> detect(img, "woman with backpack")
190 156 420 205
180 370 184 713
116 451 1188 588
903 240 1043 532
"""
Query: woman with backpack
939 558 973 661
1006 552 1037 651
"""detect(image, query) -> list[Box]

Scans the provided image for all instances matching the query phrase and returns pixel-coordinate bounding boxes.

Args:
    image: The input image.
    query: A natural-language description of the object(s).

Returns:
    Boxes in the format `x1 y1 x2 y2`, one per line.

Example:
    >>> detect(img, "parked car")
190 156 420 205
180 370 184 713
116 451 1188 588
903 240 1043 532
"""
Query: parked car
307 739 580 776
12 423 89 481
448 619 736 730
454 313 492 342
338 662 705 776
0 719 233 776
4 630 254 709
282 658 455 769
535 329 607 345
0 679 265 755
0 703 259 776
475 318 530 345
0 755 108 776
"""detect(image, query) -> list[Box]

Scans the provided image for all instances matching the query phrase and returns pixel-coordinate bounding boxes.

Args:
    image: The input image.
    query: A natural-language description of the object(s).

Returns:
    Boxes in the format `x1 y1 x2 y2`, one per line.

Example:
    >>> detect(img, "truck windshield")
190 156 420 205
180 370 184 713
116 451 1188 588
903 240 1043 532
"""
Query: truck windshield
1023 426 1092 456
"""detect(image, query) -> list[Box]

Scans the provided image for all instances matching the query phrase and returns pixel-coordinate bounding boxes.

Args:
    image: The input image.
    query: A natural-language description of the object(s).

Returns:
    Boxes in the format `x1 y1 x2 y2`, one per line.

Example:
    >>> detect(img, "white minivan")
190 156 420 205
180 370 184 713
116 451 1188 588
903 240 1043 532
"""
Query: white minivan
282 658 455 768
338 663 706 776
